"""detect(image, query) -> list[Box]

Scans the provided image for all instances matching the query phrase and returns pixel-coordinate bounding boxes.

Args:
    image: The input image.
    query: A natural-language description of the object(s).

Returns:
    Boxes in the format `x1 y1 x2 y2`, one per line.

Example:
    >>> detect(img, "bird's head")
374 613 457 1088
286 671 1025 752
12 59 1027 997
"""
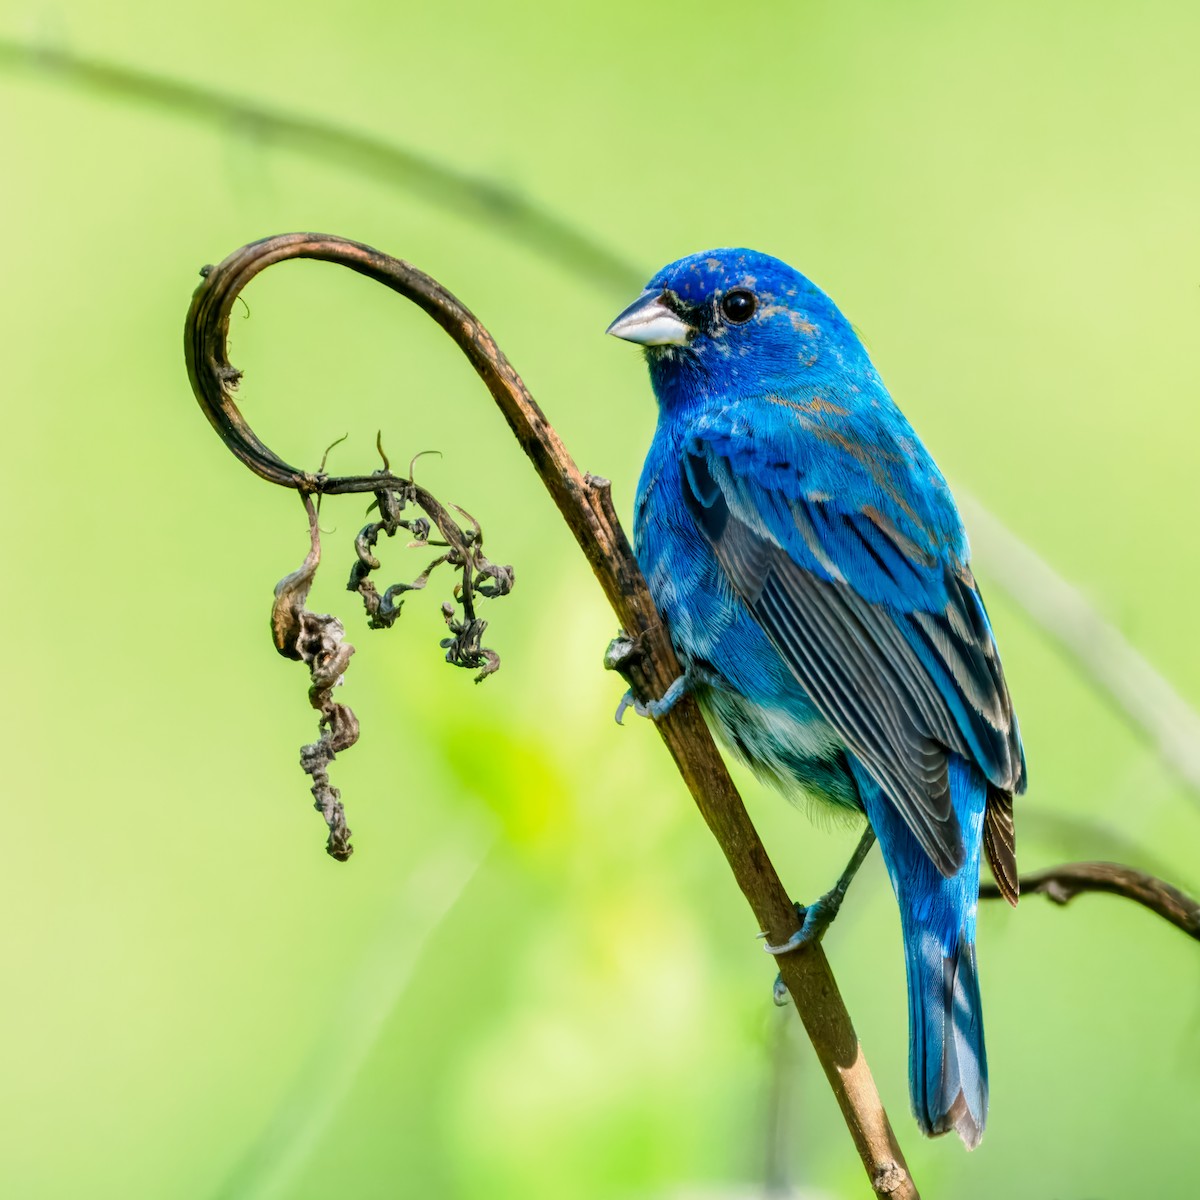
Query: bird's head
606 248 865 406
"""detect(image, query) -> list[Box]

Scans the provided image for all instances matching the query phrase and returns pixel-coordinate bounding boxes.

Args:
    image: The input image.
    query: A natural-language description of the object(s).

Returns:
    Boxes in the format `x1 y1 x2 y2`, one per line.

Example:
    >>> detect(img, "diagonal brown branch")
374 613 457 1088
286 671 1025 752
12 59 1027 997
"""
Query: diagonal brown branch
185 233 918 1198
981 861 1200 941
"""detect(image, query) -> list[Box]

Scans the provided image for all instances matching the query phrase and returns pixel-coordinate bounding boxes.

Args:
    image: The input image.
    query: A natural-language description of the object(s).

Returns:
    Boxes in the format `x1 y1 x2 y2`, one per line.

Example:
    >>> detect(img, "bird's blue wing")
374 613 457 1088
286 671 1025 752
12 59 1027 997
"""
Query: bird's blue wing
681 435 1025 879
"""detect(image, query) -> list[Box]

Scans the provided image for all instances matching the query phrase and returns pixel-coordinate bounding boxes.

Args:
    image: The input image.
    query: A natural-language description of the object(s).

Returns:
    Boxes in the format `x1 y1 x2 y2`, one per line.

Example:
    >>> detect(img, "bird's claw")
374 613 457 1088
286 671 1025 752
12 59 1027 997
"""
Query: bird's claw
606 633 698 724
614 689 644 725
772 973 790 1007
759 891 843 956
760 828 875 1005
613 673 689 725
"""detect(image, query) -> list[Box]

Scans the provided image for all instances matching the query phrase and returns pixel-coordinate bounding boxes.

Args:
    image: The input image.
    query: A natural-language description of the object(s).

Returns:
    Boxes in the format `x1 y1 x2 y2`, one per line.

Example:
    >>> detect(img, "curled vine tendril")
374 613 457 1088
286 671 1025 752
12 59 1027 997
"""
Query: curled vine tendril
186 235 515 859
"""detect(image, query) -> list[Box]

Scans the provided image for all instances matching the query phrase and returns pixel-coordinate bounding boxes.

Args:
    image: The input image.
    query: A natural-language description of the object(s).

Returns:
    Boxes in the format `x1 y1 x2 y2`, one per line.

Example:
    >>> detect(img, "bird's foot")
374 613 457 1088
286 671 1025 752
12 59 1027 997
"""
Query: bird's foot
759 889 845 958
763 893 845 1007
613 673 689 725
764 827 878 1005
605 633 691 725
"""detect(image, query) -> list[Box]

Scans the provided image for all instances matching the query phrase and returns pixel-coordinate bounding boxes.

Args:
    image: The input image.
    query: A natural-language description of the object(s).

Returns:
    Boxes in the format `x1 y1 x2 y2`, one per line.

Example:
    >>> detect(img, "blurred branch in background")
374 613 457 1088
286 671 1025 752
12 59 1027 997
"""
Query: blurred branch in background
959 497 1200 799
0 38 634 292
186 233 919 1198
764 1010 802 1197
4 35 1198 815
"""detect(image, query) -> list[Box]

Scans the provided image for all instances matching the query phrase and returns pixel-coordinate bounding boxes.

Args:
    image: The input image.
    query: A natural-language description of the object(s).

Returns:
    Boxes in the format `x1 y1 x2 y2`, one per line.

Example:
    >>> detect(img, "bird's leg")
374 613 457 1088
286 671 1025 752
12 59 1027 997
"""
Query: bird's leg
604 632 691 724
764 826 877 1002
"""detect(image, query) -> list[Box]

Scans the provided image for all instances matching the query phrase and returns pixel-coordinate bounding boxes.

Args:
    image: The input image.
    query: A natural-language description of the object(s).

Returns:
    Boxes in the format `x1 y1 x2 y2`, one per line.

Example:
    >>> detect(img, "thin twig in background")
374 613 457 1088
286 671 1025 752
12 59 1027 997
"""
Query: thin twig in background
763 1012 799 1197
186 233 919 1199
211 833 494 1200
5 35 1198 812
980 861 1200 941
0 38 634 292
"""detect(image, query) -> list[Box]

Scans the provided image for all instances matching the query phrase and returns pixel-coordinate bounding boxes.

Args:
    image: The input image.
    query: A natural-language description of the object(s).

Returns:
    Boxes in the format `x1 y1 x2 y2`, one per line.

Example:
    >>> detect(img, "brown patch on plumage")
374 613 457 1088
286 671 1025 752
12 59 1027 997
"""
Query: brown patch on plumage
803 419 899 466
862 505 937 568
767 394 850 417
763 396 931 544
983 786 1019 906
800 419 925 529
806 394 849 415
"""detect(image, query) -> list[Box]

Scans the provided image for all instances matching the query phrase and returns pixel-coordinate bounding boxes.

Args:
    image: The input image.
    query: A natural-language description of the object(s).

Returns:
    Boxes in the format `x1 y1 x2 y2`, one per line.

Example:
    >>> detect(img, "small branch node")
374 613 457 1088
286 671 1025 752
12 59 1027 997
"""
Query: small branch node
872 1162 910 1196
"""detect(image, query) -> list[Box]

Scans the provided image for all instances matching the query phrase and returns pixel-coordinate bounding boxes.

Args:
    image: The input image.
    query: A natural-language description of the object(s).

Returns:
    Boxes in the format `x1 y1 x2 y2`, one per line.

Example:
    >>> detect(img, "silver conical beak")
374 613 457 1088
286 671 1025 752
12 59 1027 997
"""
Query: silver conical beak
605 291 693 346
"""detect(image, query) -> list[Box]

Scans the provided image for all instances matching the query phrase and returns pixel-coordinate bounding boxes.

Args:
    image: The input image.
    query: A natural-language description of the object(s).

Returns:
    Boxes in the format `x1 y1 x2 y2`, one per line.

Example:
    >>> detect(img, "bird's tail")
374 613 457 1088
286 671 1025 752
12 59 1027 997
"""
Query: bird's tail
900 908 987 1148
852 755 989 1149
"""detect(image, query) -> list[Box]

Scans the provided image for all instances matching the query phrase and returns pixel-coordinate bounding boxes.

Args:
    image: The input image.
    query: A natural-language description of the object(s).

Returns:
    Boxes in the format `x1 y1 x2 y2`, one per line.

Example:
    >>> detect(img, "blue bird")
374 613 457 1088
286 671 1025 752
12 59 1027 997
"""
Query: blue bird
607 249 1025 1149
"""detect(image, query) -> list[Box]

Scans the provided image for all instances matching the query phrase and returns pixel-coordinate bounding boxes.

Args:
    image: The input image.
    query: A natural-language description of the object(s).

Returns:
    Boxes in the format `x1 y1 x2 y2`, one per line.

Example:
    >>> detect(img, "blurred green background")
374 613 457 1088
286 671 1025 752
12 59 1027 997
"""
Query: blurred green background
1 1 1198 1196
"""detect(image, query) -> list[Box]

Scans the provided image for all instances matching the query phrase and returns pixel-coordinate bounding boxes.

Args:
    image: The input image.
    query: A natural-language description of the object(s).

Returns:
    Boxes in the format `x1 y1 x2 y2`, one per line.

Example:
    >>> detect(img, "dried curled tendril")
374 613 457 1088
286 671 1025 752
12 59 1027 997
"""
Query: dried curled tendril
270 454 514 860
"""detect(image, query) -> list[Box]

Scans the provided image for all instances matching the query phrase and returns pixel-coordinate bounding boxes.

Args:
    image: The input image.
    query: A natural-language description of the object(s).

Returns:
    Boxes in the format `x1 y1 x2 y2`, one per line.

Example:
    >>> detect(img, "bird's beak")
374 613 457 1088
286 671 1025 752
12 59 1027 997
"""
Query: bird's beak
605 291 693 346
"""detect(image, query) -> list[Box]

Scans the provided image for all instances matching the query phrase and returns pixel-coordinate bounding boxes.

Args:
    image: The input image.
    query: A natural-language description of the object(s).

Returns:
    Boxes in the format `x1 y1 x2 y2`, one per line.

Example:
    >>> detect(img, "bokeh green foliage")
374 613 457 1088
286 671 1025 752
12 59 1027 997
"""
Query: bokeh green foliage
1 1 1198 1196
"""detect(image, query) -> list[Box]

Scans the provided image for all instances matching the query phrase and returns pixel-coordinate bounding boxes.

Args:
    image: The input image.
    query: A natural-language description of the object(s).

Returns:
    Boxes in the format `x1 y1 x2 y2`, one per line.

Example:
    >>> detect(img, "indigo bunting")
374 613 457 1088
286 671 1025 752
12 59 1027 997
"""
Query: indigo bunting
607 249 1025 1148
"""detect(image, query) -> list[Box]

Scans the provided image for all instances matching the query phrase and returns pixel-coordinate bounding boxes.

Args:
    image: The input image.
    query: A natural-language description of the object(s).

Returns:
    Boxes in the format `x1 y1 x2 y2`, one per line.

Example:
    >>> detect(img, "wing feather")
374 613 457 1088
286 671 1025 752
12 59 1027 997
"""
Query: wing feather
682 440 1025 877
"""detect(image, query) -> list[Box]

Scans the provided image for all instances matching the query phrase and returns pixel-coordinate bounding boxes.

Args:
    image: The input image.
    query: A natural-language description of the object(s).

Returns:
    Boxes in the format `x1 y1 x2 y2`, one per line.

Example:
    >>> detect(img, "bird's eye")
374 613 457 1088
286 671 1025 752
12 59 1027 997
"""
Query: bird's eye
720 289 757 324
